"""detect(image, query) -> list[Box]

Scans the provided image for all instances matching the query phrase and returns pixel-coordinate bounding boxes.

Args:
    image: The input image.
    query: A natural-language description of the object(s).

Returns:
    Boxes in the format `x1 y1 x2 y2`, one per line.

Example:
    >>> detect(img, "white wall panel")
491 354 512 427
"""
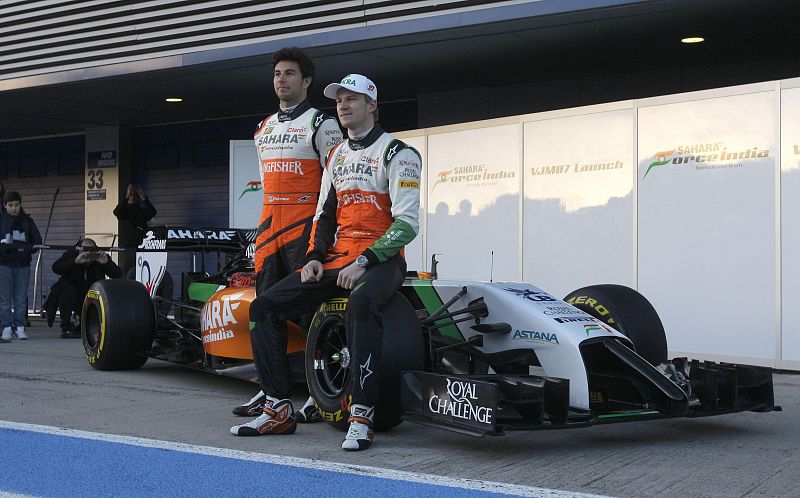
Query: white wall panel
229 140 260 229
638 92 776 359
427 124 520 281
781 87 800 362
522 110 634 298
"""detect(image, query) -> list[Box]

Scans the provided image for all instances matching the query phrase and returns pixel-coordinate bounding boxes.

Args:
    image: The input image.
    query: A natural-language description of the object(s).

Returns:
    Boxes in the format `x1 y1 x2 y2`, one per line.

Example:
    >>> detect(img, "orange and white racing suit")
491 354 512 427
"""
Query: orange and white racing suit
306 124 422 269
248 124 421 404
253 100 342 293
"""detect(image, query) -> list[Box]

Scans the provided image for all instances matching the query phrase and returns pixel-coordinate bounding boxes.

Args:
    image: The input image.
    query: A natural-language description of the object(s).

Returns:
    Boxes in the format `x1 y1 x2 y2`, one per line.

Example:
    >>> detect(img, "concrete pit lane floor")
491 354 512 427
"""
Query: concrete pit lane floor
1 324 799 498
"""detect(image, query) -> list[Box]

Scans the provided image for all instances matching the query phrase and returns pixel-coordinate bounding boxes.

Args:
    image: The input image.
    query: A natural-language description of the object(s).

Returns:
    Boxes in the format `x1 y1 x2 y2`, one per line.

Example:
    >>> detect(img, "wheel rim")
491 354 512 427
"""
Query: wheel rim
85 302 102 349
312 316 350 398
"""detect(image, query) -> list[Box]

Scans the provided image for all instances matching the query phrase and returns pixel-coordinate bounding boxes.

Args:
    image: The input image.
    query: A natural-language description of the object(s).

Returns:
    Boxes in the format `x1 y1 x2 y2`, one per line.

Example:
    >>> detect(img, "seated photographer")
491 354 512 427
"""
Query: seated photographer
46 238 122 338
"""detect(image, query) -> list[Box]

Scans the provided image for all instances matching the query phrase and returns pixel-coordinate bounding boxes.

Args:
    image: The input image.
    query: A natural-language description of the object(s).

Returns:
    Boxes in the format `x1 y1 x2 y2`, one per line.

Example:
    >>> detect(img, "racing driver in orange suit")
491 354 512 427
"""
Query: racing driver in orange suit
231 47 343 422
232 74 422 452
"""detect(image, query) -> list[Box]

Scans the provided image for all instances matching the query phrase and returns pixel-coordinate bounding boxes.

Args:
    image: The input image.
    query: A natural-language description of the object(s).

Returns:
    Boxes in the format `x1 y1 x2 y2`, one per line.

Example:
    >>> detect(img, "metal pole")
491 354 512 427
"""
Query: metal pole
32 187 59 314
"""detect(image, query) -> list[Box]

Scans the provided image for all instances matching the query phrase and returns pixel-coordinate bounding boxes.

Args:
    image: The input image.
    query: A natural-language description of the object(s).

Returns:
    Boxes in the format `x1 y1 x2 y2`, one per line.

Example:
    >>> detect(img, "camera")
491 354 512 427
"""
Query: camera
86 251 98 262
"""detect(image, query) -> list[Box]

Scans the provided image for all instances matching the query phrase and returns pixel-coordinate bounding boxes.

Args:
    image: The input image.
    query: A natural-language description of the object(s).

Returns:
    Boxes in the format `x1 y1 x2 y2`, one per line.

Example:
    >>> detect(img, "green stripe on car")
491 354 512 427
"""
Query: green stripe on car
410 279 464 341
188 282 223 302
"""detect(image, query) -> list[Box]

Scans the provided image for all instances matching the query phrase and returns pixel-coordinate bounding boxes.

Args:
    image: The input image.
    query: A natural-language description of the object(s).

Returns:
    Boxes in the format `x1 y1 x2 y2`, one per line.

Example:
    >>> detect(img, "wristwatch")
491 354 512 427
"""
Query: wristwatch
355 255 369 268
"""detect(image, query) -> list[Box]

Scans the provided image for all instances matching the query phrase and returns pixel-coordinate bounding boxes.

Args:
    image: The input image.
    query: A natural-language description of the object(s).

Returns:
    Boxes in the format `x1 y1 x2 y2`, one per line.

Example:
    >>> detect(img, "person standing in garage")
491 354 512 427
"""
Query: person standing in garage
231 47 343 423
113 184 156 276
0 191 42 342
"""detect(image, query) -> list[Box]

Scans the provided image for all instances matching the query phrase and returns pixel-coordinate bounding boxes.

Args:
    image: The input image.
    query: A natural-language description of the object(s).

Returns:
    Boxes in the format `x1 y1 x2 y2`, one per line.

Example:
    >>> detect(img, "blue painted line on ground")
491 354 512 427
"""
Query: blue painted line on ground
0 423 608 498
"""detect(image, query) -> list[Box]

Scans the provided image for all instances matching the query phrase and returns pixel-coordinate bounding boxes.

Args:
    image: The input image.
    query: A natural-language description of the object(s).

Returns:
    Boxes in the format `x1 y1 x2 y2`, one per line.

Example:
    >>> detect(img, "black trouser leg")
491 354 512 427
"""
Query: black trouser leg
118 248 136 278
249 271 339 399
252 237 313 388
347 256 406 407
57 285 80 330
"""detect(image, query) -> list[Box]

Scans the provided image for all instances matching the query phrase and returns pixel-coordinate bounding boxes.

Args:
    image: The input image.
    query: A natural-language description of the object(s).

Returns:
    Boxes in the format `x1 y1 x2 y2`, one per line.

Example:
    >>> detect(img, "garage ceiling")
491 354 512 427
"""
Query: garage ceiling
1 0 799 139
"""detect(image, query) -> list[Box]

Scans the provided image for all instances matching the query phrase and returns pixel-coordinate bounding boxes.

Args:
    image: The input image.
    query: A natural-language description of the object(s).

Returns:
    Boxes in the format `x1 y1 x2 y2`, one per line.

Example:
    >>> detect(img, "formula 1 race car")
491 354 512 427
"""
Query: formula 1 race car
81 225 780 435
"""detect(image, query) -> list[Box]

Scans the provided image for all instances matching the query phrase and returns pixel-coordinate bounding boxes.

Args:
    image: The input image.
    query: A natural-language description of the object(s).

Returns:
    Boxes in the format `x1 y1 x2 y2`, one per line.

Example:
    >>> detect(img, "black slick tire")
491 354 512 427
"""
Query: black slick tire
305 293 424 432
564 284 668 365
83 279 155 370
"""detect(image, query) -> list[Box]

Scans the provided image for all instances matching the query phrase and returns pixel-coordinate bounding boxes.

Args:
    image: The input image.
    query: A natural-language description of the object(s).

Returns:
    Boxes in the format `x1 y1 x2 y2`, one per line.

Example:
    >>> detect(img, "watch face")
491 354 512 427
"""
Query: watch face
357 255 368 267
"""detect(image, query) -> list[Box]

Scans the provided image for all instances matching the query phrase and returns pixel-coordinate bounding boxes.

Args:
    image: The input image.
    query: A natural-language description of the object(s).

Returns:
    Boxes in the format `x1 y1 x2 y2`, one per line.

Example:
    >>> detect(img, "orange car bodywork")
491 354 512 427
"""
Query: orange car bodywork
199 287 304 359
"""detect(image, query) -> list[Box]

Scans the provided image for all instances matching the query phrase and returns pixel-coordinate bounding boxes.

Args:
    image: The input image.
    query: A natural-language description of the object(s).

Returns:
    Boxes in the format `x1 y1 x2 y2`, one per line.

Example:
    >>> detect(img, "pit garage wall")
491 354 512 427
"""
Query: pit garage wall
230 79 800 369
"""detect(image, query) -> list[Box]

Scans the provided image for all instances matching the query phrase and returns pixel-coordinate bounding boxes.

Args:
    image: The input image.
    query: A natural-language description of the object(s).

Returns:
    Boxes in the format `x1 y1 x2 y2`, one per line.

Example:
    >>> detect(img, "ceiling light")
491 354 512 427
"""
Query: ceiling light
681 37 704 44
165 97 183 103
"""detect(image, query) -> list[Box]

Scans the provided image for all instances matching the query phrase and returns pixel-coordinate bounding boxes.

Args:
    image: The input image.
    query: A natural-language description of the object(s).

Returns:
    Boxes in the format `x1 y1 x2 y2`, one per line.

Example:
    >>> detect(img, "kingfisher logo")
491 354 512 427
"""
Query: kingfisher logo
433 164 515 191
642 142 770 179
337 192 383 210
261 160 304 175
239 181 261 200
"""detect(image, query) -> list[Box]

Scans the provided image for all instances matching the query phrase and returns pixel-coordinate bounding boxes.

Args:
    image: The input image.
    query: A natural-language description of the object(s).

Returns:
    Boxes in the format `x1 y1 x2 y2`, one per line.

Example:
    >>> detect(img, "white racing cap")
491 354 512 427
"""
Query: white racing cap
323 74 377 100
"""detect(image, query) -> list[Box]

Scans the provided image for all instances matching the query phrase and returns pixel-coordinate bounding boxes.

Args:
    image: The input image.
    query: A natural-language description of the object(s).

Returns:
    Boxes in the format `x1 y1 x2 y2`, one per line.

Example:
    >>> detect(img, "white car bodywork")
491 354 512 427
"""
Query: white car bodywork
421 280 634 411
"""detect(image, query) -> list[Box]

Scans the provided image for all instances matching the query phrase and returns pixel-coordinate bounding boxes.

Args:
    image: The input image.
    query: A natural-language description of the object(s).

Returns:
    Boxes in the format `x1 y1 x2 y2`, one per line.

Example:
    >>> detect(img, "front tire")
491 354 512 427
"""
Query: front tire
564 284 668 365
83 279 155 370
306 293 424 431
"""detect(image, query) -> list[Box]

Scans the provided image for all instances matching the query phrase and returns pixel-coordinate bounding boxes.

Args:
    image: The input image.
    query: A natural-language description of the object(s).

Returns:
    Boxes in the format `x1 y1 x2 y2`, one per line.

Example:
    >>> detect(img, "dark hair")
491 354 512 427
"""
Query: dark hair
365 96 380 122
3 190 21 204
272 47 315 81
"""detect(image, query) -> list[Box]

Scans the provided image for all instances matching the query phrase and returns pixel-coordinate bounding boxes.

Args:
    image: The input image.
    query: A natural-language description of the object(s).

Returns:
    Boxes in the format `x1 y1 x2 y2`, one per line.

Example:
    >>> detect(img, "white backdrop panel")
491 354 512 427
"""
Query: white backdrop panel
427 124 520 281
522 110 634 298
638 92 776 359
781 87 800 362
229 140 261 229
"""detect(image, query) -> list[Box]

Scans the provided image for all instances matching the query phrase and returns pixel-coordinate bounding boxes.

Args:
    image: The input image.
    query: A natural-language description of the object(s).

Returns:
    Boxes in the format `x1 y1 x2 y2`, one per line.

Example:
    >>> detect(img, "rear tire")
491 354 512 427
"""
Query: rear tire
564 284 668 365
83 279 155 370
306 293 424 431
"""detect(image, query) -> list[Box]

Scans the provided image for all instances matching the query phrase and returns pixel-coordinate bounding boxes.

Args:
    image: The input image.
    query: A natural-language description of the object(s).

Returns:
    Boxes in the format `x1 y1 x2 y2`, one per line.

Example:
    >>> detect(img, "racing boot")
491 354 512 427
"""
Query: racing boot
232 390 267 417
341 404 374 451
230 397 296 436
296 396 321 423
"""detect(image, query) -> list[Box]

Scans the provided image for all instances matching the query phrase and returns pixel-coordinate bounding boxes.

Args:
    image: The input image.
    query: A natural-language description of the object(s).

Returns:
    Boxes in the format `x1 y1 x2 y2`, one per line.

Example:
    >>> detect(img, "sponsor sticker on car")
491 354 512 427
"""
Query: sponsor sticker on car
422 374 497 430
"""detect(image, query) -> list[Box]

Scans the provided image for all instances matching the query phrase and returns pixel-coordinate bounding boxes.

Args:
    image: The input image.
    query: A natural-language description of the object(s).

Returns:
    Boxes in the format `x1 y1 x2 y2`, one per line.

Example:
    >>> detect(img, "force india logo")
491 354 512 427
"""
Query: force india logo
428 378 493 425
642 142 770 179
239 181 262 199
433 164 515 190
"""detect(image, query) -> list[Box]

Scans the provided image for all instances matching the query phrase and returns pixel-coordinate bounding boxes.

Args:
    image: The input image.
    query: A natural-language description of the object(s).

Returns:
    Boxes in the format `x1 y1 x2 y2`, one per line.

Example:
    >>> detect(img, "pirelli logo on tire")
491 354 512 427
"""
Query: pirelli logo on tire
565 295 616 325
319 298 348 313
